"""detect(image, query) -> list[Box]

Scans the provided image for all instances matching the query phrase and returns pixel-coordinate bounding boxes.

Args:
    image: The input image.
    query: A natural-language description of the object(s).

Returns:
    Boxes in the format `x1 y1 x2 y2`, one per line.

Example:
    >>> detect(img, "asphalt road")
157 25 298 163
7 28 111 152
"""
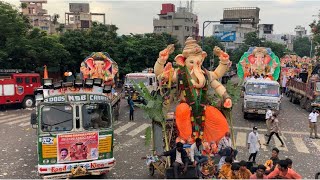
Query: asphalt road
0 92 319 178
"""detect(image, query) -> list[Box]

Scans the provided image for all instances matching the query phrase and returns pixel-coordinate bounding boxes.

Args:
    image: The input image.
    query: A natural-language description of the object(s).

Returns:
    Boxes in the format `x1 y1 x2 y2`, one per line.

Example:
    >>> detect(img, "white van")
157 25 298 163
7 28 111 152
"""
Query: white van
124 73 158 102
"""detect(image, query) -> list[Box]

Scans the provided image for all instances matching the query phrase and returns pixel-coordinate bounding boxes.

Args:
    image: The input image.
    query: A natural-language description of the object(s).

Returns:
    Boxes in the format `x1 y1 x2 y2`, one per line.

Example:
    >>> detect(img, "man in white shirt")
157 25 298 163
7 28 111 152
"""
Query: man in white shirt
247 126 261 163
309 109 319 139
190 138 208 177
265 106 273 137
218 132 238 169
281 75 287 95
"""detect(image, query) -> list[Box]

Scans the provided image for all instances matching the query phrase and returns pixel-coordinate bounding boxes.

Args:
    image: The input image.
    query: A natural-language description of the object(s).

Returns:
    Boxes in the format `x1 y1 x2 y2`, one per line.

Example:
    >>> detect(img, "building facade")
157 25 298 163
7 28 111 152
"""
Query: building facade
20 0 53 33
153 3 199 46
213 7 260 49
65 3 106 30
294 25 307 38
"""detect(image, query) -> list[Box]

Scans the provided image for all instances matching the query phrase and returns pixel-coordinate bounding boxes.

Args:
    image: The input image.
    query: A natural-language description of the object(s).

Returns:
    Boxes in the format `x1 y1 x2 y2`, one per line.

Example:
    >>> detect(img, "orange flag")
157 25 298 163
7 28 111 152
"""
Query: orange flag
43 65 48 79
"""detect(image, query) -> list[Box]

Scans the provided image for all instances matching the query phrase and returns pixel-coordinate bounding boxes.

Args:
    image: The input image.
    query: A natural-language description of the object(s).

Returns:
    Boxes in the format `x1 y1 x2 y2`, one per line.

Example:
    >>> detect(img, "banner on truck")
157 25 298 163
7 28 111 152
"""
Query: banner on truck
57 132 99 163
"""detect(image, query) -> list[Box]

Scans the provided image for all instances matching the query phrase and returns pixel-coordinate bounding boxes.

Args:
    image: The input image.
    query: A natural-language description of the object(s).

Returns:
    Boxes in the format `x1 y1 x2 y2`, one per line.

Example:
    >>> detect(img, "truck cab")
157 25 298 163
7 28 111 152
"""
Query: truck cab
242 79 281 119
0 70 41 108
124 73 157 102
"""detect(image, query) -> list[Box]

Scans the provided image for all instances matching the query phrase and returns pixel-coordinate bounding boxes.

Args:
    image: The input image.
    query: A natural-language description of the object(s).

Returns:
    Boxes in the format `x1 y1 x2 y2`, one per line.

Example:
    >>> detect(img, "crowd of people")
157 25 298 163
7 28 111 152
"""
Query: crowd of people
154 105 305 179
157 133 301 179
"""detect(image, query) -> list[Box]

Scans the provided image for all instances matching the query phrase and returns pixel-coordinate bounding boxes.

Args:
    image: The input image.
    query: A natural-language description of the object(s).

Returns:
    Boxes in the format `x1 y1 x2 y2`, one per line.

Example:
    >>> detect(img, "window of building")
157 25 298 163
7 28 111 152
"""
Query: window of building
41 26 49 31
175 26 179 30
28 8 33 14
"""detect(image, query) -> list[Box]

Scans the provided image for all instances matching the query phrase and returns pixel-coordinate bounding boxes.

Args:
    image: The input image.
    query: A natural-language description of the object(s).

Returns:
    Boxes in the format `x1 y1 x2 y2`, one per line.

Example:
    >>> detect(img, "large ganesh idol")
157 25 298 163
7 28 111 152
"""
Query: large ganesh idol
80 52 118 85
237 47 281 80
154 37 231 144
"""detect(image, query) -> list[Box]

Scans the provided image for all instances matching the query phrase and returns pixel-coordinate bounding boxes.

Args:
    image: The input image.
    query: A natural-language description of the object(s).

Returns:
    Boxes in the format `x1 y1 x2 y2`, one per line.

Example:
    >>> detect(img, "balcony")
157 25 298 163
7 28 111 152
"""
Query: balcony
37 9 47 15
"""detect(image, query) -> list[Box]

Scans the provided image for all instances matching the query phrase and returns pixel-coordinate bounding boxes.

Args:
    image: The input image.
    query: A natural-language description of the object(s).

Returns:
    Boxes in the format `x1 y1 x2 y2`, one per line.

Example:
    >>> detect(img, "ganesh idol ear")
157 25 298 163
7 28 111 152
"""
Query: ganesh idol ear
85 58 95 69
264 55 272 64
248 54 255 64
202 51 207 60
175 54 186 66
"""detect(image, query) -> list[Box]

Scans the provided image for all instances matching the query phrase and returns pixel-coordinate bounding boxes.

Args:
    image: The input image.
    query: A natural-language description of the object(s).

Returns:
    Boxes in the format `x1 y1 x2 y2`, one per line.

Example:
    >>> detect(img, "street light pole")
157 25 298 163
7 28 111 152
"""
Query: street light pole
202 20 239 69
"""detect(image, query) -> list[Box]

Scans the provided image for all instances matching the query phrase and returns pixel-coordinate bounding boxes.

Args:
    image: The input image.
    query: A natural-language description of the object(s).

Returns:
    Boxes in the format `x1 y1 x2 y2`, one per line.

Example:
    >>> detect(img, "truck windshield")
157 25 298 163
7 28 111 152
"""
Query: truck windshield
82 103 112 130
41 105 73 132
316 82 320 91
125 77 147 85
245 83 280 97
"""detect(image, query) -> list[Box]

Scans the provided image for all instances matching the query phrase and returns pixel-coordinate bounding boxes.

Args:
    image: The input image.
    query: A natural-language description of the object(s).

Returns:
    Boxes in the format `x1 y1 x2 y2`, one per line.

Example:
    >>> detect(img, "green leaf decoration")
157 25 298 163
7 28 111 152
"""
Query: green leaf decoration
145 126 152 146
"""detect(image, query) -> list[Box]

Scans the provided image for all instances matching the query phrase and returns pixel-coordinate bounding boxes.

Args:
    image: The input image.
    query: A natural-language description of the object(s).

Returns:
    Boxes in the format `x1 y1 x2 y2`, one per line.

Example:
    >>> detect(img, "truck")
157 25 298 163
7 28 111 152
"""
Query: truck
31 52 121 179
0 69 41 108
236 47 282 119
287 72 320 112
123 72 158 102
242 79 281 118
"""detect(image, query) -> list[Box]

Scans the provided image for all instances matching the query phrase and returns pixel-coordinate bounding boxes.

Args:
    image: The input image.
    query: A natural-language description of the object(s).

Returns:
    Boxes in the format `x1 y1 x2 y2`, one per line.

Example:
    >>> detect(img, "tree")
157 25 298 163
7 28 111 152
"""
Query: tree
201 36 225 69
114 32 179 76
310 19 320 57
244 32 261 47
293 37 312 57
263 41 287 58
0 2 29 47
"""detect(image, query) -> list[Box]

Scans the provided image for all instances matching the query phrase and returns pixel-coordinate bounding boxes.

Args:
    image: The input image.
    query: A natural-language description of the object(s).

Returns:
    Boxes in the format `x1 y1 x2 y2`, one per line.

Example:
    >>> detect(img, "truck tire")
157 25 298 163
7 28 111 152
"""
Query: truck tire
305 99 313 112
22 96 35 109
244 112 248 119
300 97 307 109
289 93 293 102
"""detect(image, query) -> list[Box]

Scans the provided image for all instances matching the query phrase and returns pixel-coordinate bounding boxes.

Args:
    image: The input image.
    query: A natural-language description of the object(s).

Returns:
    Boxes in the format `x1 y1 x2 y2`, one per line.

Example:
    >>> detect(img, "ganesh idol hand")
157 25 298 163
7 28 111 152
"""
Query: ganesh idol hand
158 44 175 63
223 98 232 109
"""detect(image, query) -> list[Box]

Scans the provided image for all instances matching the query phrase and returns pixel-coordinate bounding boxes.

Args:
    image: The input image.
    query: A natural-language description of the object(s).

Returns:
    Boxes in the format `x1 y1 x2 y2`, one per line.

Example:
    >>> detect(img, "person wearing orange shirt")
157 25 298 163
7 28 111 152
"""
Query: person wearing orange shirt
267 159 302 179
218 156 233 179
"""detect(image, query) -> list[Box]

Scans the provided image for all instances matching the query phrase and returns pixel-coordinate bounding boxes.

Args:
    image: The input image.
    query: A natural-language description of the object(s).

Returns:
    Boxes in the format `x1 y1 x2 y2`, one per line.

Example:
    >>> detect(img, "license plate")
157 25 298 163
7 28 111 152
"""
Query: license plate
258 110 265 114
71 166 87 177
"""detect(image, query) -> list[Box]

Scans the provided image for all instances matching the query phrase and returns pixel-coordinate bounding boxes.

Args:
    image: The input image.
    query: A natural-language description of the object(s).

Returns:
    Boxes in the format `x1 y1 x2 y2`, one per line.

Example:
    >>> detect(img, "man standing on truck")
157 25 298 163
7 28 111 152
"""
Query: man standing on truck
158 142 189 179
281 75 287 96
309 109 319 139
190 138 208 176
265 106 273 137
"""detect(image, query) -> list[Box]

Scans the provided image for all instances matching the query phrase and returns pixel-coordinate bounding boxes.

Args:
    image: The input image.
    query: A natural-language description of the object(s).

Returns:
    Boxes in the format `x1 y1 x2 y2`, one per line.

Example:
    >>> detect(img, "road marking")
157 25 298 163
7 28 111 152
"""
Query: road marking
114 122 136 135
19 122 30 127
273 134 288 151
126 123 150 137
5 117 30 125
258 134 267 150
291 137 309 153
113 121 122 126
236 132 247 147
113 137 140 152
0 114 30 124
233 126 309 135
311 140 320 152
0 114 18 120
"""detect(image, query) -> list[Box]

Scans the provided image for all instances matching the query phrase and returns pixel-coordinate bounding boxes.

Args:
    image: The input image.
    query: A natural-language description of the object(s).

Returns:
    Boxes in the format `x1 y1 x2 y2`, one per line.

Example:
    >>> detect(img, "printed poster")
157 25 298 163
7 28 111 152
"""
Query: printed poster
57 132 99 163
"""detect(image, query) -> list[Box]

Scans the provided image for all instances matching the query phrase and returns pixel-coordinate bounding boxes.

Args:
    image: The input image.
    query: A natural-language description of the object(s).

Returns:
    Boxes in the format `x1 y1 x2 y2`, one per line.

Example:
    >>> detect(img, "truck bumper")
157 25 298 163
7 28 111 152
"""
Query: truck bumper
244 109 279 115
244 109 266 114
38 158 115 179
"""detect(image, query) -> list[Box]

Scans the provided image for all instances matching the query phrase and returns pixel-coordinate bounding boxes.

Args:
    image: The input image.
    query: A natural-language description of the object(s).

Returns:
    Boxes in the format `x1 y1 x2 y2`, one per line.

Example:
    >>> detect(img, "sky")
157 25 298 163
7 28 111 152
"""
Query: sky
5 0 320 36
